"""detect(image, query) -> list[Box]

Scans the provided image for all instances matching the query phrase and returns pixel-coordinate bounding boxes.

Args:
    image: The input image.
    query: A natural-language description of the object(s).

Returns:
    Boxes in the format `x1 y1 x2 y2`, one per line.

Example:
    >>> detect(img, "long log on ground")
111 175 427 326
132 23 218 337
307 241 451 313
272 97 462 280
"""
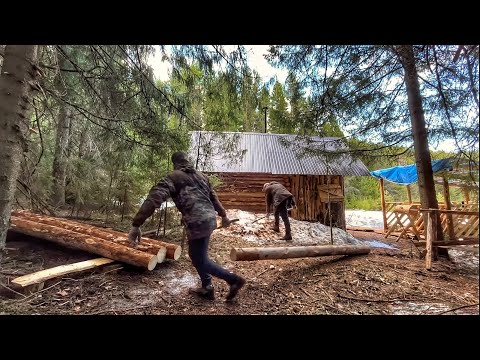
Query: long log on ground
12 211 167 262
230 245 372 261
10 217 158 270
11 258 115 288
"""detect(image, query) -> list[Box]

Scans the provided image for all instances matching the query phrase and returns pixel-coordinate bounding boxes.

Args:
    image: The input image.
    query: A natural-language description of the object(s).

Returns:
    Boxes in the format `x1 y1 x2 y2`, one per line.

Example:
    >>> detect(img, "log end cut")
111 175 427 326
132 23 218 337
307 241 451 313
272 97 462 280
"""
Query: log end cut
157 246 167 264
172 246 182 261
148 256 158 271
230 248 239 261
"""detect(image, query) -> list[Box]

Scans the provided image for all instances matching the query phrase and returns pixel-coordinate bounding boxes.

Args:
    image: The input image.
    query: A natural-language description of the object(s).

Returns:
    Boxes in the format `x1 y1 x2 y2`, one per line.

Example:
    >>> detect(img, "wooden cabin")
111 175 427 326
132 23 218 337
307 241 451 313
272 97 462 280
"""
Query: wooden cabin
189 131 371 230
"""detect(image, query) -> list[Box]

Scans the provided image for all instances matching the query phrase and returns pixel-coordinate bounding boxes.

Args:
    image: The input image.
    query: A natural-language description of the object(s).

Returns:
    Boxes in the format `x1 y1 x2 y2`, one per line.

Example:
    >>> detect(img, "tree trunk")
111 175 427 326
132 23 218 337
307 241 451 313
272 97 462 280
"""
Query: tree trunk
12 210 167 262
51 48 71 207
0 45 39 249
0 45 5 71
78 123 89 158
395 45 443 241
230 244 371 261
10 216 158 270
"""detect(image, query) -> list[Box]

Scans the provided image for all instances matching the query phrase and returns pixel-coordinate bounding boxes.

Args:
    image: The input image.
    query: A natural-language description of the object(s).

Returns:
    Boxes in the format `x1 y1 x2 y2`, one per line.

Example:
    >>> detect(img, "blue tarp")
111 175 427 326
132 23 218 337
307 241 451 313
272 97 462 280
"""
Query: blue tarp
370 158 453 185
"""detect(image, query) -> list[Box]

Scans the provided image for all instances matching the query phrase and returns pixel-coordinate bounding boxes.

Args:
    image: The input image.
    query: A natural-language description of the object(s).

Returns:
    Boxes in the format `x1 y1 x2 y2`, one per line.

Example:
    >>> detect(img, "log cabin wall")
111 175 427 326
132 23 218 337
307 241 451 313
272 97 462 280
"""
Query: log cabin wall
212 172 290 213
289 175 345 229
210 172 346 229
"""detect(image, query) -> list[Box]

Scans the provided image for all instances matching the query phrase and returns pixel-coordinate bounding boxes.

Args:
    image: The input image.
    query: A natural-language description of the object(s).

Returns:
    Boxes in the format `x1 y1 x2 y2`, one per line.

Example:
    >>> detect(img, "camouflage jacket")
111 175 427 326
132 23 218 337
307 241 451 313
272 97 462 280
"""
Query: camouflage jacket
132 166 226 240
264 182 294 211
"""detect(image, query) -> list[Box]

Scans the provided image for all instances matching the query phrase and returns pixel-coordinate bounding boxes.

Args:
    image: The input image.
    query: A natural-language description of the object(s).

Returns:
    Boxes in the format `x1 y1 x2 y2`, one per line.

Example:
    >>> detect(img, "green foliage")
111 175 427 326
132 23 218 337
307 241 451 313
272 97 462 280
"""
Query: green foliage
207 174 223 189
13 44 478 225
269 81 292 133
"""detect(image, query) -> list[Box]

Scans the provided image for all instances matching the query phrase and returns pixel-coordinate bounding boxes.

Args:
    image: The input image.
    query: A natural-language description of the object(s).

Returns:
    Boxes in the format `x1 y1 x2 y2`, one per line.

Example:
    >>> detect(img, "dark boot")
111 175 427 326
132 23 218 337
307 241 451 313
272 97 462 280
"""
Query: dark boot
188 285 215 300
281 233 292 241
226 277 246 302
272 224 280 232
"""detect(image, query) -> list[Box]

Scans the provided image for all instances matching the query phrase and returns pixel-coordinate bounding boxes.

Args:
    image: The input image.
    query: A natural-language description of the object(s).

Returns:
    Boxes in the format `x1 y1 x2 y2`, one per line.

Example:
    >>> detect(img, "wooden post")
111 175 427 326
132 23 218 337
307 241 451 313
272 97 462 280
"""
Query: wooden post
406 185 412 204
463 188 470 204
379 178 388 232
340 176 345 225
425 210 437 270
442 173 455 240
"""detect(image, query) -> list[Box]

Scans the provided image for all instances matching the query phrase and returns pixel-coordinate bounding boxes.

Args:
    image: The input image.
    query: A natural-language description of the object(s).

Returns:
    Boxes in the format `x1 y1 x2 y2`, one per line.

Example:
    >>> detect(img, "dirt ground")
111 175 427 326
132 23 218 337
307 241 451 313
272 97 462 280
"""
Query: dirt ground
0 211 478 315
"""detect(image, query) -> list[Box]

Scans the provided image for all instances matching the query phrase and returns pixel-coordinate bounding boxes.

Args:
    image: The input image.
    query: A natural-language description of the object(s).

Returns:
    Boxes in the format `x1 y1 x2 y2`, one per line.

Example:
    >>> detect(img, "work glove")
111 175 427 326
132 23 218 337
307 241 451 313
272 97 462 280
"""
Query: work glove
128 226 142 246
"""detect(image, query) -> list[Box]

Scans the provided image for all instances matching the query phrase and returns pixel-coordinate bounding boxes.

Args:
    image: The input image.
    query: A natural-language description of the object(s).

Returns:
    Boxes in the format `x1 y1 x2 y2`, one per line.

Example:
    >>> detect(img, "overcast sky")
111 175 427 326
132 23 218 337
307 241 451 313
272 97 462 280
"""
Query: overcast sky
147 45 288 85
147 45 459 152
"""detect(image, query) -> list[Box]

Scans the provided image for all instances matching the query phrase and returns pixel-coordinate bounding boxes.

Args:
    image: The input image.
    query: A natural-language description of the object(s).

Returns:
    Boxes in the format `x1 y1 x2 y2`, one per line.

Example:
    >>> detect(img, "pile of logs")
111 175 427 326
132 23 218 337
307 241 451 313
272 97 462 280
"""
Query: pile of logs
10 210 182 271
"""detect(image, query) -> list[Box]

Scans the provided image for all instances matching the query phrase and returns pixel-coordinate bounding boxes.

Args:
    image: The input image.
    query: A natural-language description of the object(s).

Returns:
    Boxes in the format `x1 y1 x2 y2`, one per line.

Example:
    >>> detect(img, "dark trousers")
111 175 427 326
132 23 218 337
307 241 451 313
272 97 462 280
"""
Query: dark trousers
274 199 292 235
188 233 240 288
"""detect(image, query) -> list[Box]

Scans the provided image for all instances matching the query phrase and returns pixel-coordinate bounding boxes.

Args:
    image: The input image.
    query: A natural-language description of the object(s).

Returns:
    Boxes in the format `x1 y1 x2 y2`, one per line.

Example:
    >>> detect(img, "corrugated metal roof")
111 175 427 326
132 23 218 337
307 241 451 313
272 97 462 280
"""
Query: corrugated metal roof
189 131 371 176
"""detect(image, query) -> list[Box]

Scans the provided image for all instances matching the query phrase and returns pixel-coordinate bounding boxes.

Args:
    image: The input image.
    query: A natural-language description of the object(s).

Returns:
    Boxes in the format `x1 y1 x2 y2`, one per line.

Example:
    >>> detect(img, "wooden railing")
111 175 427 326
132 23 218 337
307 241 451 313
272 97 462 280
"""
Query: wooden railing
384 202 479 242
420 208 479 270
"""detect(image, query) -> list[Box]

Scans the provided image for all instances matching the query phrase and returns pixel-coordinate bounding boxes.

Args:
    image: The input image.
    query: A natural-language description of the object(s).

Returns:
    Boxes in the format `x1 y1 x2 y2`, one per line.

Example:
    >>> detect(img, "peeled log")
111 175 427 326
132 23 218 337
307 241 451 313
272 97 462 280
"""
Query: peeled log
10 216 158 270
12 211 167 262
230 245 372 261
106 228 181 261
12 210 180 260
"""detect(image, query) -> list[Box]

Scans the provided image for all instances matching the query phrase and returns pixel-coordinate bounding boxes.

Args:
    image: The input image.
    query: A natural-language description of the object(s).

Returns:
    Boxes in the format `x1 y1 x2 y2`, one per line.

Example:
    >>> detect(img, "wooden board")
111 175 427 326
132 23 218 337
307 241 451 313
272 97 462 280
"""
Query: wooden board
346 226 385 234
11 258 115 288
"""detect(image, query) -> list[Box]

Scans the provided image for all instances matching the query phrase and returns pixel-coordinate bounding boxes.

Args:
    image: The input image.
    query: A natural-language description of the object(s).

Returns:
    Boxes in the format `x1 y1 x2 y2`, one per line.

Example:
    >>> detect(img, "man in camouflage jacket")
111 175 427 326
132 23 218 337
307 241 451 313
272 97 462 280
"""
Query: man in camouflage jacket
262 181 296 241
128 151 245 302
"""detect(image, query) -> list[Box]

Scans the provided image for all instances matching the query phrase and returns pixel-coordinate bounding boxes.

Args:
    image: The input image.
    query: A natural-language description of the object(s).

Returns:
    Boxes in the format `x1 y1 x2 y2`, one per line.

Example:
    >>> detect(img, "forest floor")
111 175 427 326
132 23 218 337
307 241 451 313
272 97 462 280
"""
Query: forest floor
0 209 478 315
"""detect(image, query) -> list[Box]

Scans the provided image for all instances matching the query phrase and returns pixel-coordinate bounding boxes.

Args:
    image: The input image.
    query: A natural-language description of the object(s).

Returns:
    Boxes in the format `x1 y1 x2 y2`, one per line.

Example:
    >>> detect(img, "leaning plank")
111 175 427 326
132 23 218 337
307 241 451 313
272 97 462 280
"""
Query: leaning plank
230 245 372 261
11 258 115 288
10 217 158 271
346 226 384 234
12 211 167 263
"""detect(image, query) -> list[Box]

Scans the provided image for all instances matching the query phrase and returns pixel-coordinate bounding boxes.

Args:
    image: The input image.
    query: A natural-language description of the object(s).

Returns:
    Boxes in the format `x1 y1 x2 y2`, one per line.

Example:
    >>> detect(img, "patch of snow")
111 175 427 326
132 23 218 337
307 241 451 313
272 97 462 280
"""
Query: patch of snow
345 210 384 229
389 302 451 315
163 271 197 295
448 248 479 275
365 240 397 250
222 209 390 248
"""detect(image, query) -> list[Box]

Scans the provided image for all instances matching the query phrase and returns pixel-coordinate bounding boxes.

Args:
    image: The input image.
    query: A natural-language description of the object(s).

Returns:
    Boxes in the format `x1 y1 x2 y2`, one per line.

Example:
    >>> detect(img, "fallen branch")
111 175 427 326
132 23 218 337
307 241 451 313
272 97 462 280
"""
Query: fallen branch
436 303 479 315
89 304 154 315
338 293 423 303
15 281 62 303
300 287 316 300
256 268 270 277
0 282 27 298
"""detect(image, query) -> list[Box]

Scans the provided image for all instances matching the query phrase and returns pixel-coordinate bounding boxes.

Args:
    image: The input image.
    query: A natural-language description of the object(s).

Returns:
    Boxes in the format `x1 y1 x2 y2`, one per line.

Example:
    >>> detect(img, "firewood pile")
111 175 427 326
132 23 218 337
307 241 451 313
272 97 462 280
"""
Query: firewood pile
9 210 181 271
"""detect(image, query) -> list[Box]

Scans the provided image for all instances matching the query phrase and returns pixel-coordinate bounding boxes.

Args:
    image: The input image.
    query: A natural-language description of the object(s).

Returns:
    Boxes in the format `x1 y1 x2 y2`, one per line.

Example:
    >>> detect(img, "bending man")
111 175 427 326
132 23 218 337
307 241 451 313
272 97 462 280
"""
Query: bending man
262 181 296 241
